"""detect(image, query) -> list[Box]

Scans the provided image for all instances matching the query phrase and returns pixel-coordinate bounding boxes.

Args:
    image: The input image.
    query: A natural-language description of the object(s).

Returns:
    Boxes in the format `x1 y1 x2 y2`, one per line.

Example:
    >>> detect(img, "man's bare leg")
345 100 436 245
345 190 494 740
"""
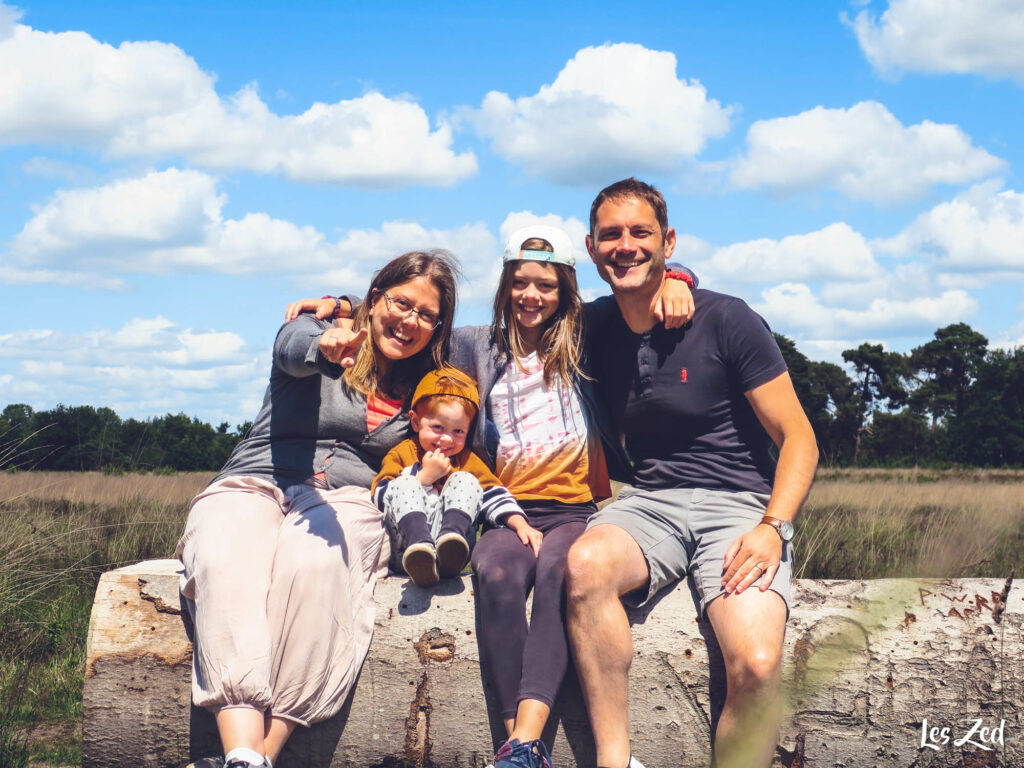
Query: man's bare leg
704 588 787 768
566 524 649 768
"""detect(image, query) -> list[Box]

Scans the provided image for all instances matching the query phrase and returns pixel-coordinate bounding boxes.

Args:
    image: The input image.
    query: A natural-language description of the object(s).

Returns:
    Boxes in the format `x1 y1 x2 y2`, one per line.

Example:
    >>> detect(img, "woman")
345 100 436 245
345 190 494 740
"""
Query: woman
285 226 694 768
177 250 459 768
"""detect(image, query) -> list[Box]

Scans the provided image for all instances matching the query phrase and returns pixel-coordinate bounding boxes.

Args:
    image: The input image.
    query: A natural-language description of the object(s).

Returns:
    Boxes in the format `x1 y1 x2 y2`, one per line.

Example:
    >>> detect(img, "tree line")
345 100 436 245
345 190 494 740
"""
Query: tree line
0 404 252 473
1 322 1022 472
778 322 1024 467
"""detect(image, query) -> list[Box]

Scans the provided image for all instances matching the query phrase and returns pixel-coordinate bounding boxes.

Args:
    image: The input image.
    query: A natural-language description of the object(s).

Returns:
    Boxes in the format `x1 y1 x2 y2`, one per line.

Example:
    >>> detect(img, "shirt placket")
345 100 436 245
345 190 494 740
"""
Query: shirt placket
637 332 654 399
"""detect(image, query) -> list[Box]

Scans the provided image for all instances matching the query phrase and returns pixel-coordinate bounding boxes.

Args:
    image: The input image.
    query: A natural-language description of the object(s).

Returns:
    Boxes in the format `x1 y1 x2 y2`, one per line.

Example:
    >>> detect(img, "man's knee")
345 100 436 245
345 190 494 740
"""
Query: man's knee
727 647 782 694
566 529 624 601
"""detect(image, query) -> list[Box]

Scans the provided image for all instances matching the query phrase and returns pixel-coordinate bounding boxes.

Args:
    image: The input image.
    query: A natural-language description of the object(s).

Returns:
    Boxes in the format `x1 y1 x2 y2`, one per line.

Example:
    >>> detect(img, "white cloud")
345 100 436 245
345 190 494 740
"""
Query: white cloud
22 157 98 183
0 266 127 290
0 2 21 41
470 43 733 184
991 315 1024 351
875 181 1024 271
818 262 936 309
0 317 267 424
4 169 498 293
705 222 881 283
794 338 866 366
730 101 1002 201
12 169 223 265
0 15 475 186
845 0 1024 80
316 221 499 300
754 282 977 338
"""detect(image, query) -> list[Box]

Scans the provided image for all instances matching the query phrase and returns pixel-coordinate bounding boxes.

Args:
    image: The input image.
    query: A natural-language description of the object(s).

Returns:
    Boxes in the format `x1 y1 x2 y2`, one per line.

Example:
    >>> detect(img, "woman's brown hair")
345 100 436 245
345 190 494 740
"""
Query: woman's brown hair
344 249 460 400
490 238 585 388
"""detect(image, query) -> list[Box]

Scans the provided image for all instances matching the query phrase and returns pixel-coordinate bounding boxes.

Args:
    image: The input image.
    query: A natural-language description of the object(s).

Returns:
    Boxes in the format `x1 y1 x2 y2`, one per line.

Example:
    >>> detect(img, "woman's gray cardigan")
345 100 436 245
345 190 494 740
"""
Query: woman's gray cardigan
212 313 410 491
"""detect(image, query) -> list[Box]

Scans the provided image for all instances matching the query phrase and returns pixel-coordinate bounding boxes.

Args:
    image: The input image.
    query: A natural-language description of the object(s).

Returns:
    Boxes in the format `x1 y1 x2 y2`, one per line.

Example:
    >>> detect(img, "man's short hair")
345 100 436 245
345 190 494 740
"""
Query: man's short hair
589 177 669 238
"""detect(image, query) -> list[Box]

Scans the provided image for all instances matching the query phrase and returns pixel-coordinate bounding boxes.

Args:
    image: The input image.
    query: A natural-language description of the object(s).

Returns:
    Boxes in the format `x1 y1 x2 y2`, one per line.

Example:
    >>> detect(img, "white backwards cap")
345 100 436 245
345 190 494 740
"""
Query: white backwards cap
501 224 575 268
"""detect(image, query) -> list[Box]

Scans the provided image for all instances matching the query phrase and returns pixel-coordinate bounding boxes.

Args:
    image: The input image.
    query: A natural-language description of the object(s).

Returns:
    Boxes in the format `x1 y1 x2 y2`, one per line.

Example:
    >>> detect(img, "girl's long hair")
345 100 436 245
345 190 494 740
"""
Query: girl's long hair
344 249 459 400
490 242 585 388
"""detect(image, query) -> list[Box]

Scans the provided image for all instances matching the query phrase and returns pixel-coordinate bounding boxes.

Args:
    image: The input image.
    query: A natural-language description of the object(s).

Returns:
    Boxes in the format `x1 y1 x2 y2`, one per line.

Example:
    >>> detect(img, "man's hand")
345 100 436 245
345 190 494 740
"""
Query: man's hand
318 327 367 367
652 276 695 329
418 450 452 485
286 297 344 322
721 523 783 595
505 513 543 557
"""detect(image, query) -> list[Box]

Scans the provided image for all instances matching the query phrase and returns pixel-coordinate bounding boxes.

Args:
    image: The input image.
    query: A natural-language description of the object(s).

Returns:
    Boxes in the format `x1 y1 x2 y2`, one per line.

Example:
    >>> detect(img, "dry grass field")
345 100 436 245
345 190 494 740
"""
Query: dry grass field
0 471 210 768
0 470 209 508
798 468 1024 579
0 467 1021 766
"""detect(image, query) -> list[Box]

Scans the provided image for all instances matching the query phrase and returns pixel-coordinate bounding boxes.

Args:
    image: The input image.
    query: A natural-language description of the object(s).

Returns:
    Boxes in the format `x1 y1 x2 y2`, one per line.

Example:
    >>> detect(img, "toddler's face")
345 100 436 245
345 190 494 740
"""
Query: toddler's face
410 399 471 456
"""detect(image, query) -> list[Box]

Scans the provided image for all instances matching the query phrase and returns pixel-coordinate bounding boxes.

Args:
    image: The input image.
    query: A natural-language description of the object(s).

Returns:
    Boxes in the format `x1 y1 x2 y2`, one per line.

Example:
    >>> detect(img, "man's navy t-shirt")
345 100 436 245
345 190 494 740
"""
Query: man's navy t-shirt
588 289 787 494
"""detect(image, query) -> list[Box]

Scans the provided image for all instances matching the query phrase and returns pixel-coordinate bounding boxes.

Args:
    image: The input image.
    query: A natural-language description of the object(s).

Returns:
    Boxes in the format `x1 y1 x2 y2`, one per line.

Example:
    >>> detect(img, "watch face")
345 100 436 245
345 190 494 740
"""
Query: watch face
779 520 795 541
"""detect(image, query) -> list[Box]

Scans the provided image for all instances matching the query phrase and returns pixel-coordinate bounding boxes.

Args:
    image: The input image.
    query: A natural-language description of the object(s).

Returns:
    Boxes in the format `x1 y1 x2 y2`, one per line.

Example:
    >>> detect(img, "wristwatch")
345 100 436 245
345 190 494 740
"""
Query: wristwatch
760 515 794 541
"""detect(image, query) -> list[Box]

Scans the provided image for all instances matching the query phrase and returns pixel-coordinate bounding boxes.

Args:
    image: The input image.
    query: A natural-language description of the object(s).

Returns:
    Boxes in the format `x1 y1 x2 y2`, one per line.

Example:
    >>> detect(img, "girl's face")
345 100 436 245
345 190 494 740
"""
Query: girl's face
509 261 560 335
368 276 442 360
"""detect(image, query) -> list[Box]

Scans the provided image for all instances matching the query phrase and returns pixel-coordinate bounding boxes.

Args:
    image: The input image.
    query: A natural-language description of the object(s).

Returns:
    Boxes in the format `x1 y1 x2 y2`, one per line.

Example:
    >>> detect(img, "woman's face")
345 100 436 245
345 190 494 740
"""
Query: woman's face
368 276 442 360
509 261 560 334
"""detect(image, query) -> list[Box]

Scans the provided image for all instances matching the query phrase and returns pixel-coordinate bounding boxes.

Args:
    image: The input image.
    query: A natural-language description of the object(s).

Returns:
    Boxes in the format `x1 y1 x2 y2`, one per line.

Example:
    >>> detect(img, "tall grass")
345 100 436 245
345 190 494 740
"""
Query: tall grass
0 471 209 766
797 471 1024 579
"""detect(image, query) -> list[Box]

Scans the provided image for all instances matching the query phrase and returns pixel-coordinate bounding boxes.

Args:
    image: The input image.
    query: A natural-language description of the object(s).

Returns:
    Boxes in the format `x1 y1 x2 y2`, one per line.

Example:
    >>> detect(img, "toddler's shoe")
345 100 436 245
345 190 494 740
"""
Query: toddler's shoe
402 541 439 587
436 508 473 577
435 531 470 578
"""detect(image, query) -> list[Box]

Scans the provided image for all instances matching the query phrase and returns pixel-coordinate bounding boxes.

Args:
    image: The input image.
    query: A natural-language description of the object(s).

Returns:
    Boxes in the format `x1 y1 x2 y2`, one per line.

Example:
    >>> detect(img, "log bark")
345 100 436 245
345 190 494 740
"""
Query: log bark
83 560 1022 768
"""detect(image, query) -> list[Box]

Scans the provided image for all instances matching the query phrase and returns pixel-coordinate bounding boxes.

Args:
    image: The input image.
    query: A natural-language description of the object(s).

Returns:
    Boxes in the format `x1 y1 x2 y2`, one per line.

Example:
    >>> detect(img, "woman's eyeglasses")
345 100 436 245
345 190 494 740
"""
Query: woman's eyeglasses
380 292 441 329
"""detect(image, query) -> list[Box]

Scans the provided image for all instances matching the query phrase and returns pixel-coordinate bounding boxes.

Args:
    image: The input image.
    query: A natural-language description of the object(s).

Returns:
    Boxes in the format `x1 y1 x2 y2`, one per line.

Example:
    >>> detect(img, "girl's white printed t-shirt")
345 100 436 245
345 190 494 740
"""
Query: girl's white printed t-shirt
488 352 592 503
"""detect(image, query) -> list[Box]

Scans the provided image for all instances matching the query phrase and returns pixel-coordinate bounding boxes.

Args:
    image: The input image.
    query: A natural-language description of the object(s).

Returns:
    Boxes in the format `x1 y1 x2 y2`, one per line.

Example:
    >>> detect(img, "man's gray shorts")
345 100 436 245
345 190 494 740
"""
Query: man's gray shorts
587 486 793 616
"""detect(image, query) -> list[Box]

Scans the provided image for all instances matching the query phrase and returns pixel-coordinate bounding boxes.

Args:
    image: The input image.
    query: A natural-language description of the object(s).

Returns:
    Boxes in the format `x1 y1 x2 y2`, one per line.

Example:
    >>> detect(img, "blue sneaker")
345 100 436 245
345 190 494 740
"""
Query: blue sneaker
491 738 552 768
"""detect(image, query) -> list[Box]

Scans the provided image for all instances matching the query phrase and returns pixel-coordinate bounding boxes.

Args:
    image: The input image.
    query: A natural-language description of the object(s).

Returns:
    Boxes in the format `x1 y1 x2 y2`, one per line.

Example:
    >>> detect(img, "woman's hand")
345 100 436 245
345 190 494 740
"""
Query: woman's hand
418 450 453 485
505 514 543 557
720 523 783 595
286 297 343 322
653 276 695 329
318 327 367 368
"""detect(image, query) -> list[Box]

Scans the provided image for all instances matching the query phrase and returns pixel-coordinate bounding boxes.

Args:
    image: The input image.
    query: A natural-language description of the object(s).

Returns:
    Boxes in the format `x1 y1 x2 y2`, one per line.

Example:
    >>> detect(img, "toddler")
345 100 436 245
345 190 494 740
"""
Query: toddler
372 367 522 587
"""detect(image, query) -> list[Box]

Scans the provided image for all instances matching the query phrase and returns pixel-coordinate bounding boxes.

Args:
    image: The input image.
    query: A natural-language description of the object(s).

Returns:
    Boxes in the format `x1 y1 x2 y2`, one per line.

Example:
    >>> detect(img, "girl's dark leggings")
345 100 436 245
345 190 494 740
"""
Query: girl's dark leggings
471 500 596 718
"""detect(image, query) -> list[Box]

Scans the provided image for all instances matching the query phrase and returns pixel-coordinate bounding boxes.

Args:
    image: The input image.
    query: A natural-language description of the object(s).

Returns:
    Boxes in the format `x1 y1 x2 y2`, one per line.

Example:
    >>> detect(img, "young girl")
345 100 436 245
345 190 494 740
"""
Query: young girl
460 225 610 768
285 227 694 768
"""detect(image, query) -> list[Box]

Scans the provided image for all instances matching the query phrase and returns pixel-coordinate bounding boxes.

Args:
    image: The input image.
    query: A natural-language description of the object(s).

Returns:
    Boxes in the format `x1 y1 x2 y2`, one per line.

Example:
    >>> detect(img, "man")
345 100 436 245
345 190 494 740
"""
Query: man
567 178 818 768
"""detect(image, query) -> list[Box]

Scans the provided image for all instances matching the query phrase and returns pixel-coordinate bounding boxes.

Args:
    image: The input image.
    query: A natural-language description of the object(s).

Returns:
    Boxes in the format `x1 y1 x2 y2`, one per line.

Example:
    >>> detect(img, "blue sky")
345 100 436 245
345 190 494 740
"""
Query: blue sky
1 0 1023 426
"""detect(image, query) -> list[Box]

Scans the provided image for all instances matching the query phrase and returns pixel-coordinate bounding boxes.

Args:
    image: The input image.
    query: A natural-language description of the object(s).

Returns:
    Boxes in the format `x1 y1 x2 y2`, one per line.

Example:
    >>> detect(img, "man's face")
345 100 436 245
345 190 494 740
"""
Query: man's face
586 196 676 296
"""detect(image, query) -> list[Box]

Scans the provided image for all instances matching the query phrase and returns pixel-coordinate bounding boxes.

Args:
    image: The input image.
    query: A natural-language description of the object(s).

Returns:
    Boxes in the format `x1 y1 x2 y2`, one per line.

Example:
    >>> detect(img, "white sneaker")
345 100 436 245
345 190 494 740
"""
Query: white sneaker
627 756 647 768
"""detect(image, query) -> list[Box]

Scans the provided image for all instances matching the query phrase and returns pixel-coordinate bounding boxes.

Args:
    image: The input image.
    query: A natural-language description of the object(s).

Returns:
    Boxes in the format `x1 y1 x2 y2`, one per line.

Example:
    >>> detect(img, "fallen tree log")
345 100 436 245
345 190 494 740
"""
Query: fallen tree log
83 560 1022 767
